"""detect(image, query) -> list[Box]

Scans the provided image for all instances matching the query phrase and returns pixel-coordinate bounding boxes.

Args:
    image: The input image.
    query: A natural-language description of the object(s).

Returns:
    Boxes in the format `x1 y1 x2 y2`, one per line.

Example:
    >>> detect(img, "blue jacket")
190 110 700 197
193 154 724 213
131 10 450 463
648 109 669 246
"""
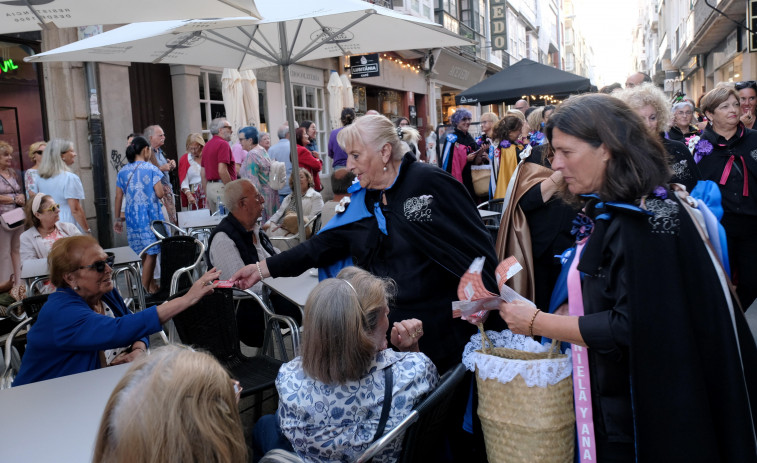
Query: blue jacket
13 287 161 386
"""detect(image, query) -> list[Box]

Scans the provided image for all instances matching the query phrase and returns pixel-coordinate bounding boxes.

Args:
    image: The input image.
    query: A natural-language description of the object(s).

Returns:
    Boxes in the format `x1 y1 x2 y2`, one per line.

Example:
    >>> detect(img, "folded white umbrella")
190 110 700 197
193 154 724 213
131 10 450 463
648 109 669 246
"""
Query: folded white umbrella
340 73 354 110
327 71 343 131
26 0 473 241
222 68 246 144
240 69 260 128
0 0 260 34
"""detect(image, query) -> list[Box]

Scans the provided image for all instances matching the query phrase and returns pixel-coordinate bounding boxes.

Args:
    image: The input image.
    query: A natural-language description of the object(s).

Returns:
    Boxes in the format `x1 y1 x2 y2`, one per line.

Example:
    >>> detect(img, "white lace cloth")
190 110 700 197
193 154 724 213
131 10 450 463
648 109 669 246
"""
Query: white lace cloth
463 330 573 388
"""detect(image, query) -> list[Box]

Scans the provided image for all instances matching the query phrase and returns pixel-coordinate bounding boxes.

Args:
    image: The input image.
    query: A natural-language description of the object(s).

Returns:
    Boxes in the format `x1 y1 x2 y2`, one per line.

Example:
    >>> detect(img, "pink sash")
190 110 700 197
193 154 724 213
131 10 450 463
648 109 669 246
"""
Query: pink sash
451 143 468 183
567 239 597 462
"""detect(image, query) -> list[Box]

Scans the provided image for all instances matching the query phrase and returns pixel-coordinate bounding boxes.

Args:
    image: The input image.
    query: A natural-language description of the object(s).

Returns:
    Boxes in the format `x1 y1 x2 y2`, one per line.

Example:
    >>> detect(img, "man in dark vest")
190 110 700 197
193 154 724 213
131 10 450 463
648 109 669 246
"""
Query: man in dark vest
207 179 300 345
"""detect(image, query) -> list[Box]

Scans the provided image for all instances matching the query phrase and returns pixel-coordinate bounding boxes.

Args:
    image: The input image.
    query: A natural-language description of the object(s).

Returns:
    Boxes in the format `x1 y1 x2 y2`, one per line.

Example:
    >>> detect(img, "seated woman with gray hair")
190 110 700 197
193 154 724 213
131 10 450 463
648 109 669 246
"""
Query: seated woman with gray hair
93 345 247 463
253 267 439 462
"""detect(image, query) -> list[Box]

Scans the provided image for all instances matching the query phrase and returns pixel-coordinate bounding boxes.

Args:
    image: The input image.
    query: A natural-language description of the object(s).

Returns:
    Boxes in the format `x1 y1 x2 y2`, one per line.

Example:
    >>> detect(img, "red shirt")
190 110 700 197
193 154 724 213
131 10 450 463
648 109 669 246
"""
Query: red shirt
296 144 323 191
201 135 236 182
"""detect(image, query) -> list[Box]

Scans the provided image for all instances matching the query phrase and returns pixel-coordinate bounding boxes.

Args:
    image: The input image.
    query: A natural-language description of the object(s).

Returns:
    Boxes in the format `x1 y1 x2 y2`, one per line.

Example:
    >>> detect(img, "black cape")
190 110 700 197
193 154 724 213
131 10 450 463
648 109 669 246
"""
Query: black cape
579 193 757 461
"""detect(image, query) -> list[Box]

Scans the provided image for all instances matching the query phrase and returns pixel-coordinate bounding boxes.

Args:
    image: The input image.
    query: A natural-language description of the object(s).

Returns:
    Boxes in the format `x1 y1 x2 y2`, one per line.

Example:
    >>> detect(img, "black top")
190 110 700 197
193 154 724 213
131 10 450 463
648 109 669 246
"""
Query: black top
666 124 700 142
518 184 576 311
266 153 500 372
697 124 757 217
660 136 701 192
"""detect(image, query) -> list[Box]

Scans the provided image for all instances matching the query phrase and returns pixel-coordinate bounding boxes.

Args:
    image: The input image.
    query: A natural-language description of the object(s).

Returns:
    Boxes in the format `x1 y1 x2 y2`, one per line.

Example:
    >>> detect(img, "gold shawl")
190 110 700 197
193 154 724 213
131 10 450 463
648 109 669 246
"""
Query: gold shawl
494 160 554 301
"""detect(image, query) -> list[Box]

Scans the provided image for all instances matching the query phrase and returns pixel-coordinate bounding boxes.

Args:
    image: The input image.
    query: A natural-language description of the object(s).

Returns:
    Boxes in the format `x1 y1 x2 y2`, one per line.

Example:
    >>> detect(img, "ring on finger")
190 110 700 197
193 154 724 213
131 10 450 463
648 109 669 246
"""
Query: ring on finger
410 332 417 339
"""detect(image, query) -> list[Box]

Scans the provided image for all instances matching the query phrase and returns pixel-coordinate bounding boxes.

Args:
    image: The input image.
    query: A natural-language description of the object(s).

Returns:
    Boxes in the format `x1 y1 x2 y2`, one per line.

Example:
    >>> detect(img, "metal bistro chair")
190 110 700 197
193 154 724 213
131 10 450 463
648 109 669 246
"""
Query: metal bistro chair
269 211 322 251
232 288 301 362
355 363 467 463
169 288 286 419
150 220 188 240
140 236 205 342
477 198 505 243
1 294 49 389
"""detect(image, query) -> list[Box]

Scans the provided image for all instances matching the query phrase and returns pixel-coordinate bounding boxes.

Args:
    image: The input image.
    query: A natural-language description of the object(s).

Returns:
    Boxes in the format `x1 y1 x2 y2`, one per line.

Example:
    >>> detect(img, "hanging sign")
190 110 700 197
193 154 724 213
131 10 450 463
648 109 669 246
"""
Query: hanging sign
350 53 380 79
490 0 507 51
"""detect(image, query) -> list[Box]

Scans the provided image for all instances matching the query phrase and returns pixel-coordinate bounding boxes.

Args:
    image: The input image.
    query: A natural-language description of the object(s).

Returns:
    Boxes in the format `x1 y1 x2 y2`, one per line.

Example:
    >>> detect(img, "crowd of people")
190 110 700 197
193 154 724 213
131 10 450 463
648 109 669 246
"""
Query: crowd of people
2 73 756 463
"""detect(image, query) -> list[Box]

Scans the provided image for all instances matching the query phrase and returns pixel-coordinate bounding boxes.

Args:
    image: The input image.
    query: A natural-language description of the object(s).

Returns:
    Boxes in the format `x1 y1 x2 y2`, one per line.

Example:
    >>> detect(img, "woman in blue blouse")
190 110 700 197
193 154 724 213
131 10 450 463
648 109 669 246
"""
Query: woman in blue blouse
254 267 439 462
13 235 220 386
113 136 164 293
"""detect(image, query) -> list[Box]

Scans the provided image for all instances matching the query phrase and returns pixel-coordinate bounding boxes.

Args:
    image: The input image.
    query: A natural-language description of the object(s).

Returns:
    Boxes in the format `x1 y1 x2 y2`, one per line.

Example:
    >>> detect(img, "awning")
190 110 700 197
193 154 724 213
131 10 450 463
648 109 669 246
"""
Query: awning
454 58 592 105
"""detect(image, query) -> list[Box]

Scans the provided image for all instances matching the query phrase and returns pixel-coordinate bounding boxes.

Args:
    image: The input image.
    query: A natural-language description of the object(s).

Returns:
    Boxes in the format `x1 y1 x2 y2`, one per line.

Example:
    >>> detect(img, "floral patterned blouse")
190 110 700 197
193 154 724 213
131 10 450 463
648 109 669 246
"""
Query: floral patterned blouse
276 349 439 463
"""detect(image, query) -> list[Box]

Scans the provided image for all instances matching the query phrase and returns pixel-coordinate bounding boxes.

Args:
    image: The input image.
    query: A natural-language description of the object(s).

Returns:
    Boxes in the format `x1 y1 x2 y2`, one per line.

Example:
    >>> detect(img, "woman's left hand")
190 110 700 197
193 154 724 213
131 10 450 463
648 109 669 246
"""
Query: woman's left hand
14 194 24 206
390 318 423 352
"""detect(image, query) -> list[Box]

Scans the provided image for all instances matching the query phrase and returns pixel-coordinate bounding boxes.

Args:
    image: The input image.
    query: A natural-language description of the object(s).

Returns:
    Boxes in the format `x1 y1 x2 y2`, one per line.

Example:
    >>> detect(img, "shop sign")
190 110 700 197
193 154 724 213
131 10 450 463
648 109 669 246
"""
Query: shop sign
0 58 19 75
490 0 507 51
289 64 325 87
350 53 380 79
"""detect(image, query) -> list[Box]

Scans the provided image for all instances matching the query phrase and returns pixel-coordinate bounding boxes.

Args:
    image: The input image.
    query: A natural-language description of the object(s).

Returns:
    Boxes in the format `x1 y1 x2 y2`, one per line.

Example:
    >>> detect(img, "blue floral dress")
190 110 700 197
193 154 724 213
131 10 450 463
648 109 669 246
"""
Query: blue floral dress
117 161 164 255
276 349 439 462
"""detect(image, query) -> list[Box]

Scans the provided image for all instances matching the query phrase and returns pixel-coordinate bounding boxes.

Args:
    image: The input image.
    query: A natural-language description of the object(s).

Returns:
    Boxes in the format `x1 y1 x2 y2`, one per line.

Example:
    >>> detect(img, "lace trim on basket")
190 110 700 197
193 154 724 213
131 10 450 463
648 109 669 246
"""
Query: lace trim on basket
462 330 572 388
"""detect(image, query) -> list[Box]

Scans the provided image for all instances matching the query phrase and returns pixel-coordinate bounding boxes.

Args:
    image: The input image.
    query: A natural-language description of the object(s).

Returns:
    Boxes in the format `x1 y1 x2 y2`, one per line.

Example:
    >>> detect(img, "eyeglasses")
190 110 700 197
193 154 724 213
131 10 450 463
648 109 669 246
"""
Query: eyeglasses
33 150 43 155
238 136 247 141
41 203 60 213
78 255 115 273
222 125 233 129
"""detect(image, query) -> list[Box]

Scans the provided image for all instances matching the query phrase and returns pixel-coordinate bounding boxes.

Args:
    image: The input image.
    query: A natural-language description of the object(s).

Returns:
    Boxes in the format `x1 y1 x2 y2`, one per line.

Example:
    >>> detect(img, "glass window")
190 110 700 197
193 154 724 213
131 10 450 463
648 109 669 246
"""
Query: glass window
198 70 226 137
291 83 326 167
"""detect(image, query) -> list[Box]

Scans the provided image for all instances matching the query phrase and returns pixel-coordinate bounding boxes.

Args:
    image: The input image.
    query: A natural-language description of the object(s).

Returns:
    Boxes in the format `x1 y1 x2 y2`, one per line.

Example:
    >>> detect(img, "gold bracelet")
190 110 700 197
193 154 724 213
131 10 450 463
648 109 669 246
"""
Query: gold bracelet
529 309 540 337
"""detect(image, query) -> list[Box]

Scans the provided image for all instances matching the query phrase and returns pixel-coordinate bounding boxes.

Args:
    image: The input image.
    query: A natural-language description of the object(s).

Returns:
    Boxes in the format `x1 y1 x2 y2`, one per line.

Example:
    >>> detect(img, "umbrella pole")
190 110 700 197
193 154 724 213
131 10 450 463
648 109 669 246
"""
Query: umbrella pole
279 25 307 243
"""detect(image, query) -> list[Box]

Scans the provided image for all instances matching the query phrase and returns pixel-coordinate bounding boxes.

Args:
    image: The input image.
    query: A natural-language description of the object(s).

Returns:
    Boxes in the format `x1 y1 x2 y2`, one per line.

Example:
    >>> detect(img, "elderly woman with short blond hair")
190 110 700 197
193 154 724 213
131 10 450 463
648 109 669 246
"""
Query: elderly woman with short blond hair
178 132 206 210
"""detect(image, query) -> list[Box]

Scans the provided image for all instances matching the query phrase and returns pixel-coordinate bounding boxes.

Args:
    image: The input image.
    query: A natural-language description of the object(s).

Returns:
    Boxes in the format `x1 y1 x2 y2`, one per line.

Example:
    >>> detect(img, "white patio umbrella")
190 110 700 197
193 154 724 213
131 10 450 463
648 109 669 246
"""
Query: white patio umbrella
240 69 260 128
340 73 354 110
0 0 260 34
222 68 246 144
327 71 343 131
25 0 472 241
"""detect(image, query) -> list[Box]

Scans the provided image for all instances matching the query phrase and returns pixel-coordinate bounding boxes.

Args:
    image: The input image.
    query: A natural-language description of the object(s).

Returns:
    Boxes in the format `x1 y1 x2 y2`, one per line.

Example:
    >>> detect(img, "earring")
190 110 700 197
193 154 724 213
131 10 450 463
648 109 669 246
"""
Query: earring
73 286 79 290
383 165 388 172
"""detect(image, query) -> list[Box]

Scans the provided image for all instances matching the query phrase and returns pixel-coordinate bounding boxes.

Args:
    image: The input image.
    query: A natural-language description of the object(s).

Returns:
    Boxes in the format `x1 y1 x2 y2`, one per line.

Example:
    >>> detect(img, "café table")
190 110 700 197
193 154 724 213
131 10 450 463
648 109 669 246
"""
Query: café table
178 209 222 247
0 363 130 462
263 268 319 319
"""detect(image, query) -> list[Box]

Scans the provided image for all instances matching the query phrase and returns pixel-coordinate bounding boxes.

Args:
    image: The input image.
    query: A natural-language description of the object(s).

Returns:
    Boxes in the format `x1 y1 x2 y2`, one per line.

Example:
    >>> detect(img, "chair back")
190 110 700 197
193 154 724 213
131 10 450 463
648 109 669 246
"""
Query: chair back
159 236 203 294
399 363 467 463
170 288 240 363
150 220 187 240
2 294 50 387
354 363 467 463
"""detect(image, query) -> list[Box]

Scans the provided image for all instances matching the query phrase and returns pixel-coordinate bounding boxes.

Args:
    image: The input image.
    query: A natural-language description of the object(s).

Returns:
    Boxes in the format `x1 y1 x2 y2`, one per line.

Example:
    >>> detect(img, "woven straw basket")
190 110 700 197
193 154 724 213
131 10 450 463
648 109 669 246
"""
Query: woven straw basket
475 329 574 463
471 164 491 196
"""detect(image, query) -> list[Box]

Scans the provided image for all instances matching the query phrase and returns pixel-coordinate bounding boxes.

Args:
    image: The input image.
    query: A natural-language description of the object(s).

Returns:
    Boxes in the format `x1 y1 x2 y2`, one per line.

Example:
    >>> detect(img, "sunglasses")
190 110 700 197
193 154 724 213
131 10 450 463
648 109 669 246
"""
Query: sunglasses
41 203 60 213
735 81 756 91
79 254 115 273
33 150 43 155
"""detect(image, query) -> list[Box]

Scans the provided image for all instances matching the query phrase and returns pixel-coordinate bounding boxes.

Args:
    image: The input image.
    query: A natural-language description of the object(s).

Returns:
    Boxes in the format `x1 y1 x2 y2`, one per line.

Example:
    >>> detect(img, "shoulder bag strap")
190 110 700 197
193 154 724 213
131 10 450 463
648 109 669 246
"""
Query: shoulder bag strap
0 171 18 195
372 365 394 443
